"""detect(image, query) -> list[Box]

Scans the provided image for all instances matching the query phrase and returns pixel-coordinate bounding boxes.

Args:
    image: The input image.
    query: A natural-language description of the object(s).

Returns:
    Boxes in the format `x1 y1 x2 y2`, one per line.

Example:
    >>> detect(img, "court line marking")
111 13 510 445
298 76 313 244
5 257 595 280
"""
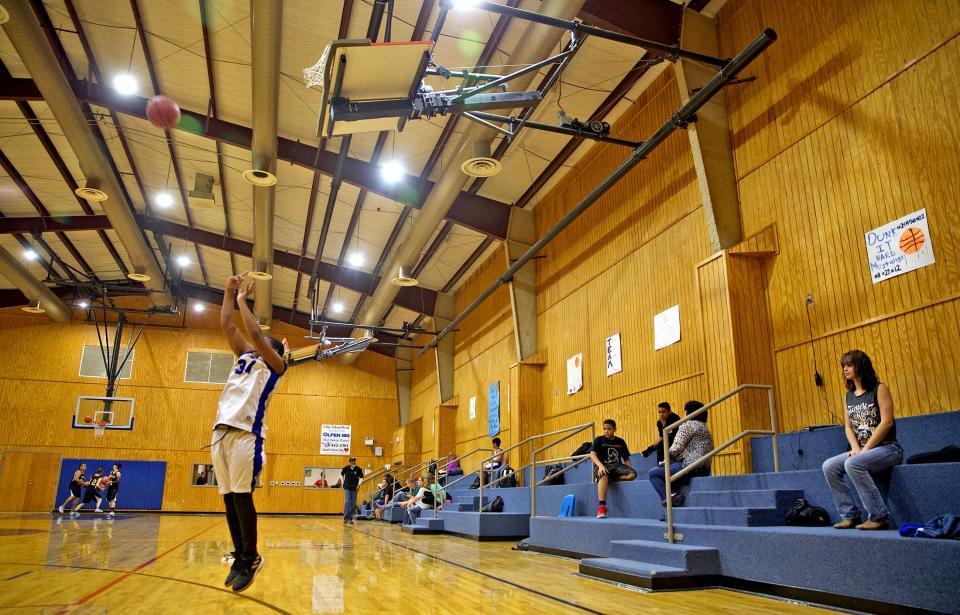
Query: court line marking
3 571 31 581
348 525 604 615
0 562 290 615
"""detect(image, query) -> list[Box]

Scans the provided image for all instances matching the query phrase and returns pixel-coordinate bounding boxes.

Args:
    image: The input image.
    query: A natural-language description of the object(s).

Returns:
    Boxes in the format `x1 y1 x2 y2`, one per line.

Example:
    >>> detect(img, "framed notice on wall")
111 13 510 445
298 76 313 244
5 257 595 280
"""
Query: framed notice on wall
654 305 681 350
320 424 351 455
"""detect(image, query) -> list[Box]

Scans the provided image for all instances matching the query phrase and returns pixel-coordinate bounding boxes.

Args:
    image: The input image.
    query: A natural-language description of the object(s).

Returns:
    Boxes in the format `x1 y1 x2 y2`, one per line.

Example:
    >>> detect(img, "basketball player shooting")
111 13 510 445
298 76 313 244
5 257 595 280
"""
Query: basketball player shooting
212 274 287 593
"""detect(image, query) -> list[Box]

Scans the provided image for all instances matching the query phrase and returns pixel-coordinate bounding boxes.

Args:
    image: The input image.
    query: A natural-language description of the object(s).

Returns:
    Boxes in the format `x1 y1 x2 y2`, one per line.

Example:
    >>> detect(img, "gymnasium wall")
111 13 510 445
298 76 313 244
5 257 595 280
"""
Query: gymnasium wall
410 0 960 476
0 306 399 513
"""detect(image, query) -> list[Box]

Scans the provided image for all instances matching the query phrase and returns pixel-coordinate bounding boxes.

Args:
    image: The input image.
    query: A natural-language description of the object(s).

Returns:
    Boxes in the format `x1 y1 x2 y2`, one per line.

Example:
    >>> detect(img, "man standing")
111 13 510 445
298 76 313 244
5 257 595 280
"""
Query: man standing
641 402 682 463
341 457 364 524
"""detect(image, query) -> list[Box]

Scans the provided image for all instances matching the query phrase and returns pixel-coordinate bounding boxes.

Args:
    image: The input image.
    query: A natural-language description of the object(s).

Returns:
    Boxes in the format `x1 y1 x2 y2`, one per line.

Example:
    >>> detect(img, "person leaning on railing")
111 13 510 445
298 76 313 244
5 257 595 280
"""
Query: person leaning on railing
647 400 713 508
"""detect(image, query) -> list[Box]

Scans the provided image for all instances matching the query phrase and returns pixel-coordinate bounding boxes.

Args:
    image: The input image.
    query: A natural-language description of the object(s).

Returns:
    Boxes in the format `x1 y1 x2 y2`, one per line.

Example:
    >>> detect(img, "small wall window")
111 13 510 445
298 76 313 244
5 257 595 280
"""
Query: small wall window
192 463 218 487
304 467 343 489
185 351 235 384
79 345 134 379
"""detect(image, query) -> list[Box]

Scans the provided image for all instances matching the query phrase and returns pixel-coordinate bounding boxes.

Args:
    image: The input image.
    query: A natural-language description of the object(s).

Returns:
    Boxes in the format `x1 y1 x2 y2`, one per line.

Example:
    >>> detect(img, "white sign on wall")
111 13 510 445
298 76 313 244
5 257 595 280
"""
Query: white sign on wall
567 353 583 395
606 333 622 376
865 208 935 284
320 424 352 455
654 305 681 350
469 395 477 420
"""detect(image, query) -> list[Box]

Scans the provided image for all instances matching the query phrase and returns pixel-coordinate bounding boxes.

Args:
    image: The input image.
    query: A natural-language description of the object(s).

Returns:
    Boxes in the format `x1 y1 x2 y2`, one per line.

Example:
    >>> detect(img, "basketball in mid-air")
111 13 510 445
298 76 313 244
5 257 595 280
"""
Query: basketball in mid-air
146 95 181 129
83 415 93 424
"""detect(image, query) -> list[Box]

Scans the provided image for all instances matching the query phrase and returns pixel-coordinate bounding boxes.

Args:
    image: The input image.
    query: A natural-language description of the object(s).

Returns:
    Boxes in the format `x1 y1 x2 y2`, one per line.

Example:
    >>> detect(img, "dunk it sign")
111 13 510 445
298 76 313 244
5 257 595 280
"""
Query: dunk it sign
865 209 935 284
320 424 352 456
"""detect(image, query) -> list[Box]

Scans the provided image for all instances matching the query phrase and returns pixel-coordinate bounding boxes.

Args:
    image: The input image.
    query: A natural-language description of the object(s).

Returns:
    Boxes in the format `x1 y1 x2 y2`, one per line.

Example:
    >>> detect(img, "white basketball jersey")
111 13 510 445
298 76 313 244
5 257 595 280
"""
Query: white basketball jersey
214 351 284 438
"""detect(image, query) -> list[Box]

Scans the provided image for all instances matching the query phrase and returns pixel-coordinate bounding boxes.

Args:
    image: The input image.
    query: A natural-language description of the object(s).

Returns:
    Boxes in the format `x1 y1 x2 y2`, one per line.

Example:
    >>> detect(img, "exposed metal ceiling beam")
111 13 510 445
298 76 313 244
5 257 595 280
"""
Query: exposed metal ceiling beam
129 0 209 287
0 214 439 317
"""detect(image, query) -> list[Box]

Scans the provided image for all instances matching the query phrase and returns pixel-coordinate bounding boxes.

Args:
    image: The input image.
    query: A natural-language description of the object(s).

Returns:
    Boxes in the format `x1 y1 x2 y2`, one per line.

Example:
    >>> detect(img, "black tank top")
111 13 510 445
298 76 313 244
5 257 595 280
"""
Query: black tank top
109 471 120 485
76 470 86 484
88 472 103 488
846 385 897 446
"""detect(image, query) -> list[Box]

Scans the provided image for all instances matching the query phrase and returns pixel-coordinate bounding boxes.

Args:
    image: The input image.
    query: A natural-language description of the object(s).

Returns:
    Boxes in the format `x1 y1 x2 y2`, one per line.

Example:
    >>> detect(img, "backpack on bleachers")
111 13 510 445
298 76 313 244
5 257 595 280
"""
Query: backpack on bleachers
784 499 830 527
469 475 481 489
498 466 518 488
542 464 565 486
480 496 504 513
907 445 960 465
572 442 591 457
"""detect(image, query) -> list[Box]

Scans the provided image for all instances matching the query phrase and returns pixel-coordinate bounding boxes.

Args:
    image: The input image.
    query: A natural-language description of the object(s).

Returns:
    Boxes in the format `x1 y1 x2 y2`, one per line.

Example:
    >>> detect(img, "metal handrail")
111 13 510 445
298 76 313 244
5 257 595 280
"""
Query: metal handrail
532 454 591 486
356 466 392 499
529 422 596 517
663 383 779 543
394 456 443 486
478 422 595 514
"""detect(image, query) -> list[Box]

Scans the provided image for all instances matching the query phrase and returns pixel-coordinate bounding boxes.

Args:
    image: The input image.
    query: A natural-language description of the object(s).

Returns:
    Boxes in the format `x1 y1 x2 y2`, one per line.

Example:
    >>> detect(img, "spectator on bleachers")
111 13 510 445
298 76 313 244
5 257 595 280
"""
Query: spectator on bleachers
398 474 438 524
590 419 637 519
376 477 414 520
441 451 463 485
647 400 713 508
641 402 682 462
484 438 506 486
822 349 902 531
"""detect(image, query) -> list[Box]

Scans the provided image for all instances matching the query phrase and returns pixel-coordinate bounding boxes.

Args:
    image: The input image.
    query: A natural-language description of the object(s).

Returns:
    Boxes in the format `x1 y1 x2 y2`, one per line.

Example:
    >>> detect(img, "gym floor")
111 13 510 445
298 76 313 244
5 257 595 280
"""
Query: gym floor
0 513 834 614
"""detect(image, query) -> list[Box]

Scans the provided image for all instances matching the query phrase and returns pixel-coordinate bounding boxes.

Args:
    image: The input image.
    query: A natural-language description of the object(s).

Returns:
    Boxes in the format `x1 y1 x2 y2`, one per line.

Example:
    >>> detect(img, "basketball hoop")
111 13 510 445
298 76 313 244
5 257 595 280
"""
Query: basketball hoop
94 420 108 438
303 43 331 91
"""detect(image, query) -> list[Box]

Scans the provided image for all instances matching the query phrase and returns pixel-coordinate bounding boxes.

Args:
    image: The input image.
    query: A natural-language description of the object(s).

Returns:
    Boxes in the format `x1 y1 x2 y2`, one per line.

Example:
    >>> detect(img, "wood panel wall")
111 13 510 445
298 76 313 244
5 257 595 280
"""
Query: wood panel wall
408 0 960 477
720 0 960 431
0 306 399 512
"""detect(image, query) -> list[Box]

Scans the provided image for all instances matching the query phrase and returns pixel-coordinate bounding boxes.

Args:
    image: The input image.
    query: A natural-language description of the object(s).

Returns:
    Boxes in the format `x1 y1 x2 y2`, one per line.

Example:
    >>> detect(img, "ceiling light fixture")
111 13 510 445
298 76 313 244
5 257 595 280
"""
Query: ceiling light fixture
380 160 405 184
113 74 138 95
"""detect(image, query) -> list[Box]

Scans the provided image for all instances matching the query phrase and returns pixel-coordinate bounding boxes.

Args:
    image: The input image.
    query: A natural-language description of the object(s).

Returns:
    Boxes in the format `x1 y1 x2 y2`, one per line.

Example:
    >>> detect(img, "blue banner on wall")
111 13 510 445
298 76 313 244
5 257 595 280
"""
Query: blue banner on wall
488 381 500 438
56 458 167 510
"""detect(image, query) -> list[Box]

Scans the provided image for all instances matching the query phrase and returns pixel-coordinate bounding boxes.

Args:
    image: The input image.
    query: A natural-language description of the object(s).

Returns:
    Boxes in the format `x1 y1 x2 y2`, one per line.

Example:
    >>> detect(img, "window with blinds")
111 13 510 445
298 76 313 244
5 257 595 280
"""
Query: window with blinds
79 345 134 379
184 351 235 384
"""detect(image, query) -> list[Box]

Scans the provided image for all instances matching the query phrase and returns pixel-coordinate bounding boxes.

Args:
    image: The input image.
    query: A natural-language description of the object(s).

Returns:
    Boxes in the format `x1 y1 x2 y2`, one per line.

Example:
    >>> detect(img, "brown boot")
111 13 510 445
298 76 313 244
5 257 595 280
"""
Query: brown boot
856 518 889 531
833 517 860 529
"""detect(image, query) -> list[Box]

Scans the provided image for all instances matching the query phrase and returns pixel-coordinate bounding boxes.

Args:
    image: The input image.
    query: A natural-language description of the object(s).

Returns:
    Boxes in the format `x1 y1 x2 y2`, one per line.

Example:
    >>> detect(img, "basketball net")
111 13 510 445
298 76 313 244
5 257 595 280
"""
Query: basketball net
94 420 107 438
302 44 332 90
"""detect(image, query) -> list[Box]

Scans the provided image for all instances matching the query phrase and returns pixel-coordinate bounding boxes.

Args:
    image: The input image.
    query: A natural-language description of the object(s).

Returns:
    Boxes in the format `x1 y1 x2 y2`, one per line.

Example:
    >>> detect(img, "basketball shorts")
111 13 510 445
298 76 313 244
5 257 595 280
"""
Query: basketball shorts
70 484 81 498
107 485 119 502
594 462 634 482
211 425 265 495
82 488 101 504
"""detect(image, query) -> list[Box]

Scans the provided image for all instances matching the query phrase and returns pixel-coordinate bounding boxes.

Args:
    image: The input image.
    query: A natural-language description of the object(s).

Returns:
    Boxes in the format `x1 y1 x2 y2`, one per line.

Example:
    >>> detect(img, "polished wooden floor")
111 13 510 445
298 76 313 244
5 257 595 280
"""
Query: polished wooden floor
0 513 836 614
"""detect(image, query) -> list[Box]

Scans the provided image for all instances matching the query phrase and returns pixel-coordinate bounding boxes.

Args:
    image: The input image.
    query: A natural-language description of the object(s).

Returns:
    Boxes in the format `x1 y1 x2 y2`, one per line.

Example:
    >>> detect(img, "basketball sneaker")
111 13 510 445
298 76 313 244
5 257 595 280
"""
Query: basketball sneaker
69 511 79 518
58 505 64 514
224 553 242 587
94 508 103 513
232 554 264 593
596 504 607 519
107 511 115 518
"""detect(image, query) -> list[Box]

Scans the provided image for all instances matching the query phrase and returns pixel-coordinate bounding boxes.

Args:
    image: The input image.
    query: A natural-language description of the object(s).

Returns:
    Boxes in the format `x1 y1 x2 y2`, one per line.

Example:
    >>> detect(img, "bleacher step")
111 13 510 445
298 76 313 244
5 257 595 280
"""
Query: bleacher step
608 540 720 574
687 489 804 509
579 557 710 590
672 506 784 526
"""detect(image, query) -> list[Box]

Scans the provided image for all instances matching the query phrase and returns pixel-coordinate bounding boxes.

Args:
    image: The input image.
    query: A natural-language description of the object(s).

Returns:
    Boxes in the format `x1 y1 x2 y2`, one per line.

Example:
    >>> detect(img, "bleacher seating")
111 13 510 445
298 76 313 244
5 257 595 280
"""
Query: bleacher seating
524 410 960 614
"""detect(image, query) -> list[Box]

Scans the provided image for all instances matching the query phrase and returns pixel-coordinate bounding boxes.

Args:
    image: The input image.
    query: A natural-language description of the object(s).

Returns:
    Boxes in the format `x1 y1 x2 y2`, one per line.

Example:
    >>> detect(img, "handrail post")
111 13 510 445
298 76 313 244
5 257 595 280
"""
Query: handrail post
530 439 537 518
663 425 675 543
478 455 484 515
768 387 780 473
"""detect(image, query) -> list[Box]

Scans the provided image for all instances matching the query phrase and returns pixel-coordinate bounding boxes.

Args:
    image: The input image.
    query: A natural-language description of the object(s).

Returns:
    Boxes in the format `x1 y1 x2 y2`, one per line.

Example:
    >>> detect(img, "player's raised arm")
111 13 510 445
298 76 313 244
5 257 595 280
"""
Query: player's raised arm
235 278 286 374
221 275 253 356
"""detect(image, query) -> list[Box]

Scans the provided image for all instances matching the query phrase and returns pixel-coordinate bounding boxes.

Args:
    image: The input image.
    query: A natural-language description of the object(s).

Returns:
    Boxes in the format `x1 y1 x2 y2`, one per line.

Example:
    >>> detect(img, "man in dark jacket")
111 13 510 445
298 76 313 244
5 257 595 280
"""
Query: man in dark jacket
341 458 364 524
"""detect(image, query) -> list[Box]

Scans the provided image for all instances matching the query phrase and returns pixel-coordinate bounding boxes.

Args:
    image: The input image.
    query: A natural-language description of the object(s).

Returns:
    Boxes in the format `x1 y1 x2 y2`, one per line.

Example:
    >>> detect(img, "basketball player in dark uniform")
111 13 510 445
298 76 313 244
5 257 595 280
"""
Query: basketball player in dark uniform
105 464 122 518
58 463 86 514
70 467 104 517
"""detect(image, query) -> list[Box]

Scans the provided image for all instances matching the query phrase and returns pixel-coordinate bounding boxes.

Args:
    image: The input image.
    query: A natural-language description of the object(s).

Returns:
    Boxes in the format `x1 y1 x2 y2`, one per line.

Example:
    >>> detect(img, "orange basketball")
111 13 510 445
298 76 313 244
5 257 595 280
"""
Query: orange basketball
146 95 181 129
83 415 93 424
899 227 925 254
98 477 110 489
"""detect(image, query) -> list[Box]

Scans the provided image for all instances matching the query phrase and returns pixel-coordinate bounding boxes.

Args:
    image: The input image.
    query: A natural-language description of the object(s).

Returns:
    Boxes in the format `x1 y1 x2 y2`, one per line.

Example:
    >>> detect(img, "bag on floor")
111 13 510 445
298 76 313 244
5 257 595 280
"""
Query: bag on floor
498 466 518 488
572 441 591 458
784 498 830 527
542 464 565 486
469 475 481 490
907 445 960 465
480 495 504 513
899 515 960 539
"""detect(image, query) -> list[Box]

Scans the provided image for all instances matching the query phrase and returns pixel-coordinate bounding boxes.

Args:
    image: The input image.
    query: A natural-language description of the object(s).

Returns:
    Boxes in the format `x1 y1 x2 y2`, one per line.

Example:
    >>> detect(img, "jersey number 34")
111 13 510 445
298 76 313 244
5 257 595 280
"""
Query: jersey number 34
235 358 257 375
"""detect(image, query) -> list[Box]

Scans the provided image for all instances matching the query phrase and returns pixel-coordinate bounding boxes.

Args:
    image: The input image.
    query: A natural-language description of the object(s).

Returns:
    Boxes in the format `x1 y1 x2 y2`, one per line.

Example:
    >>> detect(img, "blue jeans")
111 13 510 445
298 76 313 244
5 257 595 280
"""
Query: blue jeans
343 488 357 522
647 462 684 502
822 443 903 521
